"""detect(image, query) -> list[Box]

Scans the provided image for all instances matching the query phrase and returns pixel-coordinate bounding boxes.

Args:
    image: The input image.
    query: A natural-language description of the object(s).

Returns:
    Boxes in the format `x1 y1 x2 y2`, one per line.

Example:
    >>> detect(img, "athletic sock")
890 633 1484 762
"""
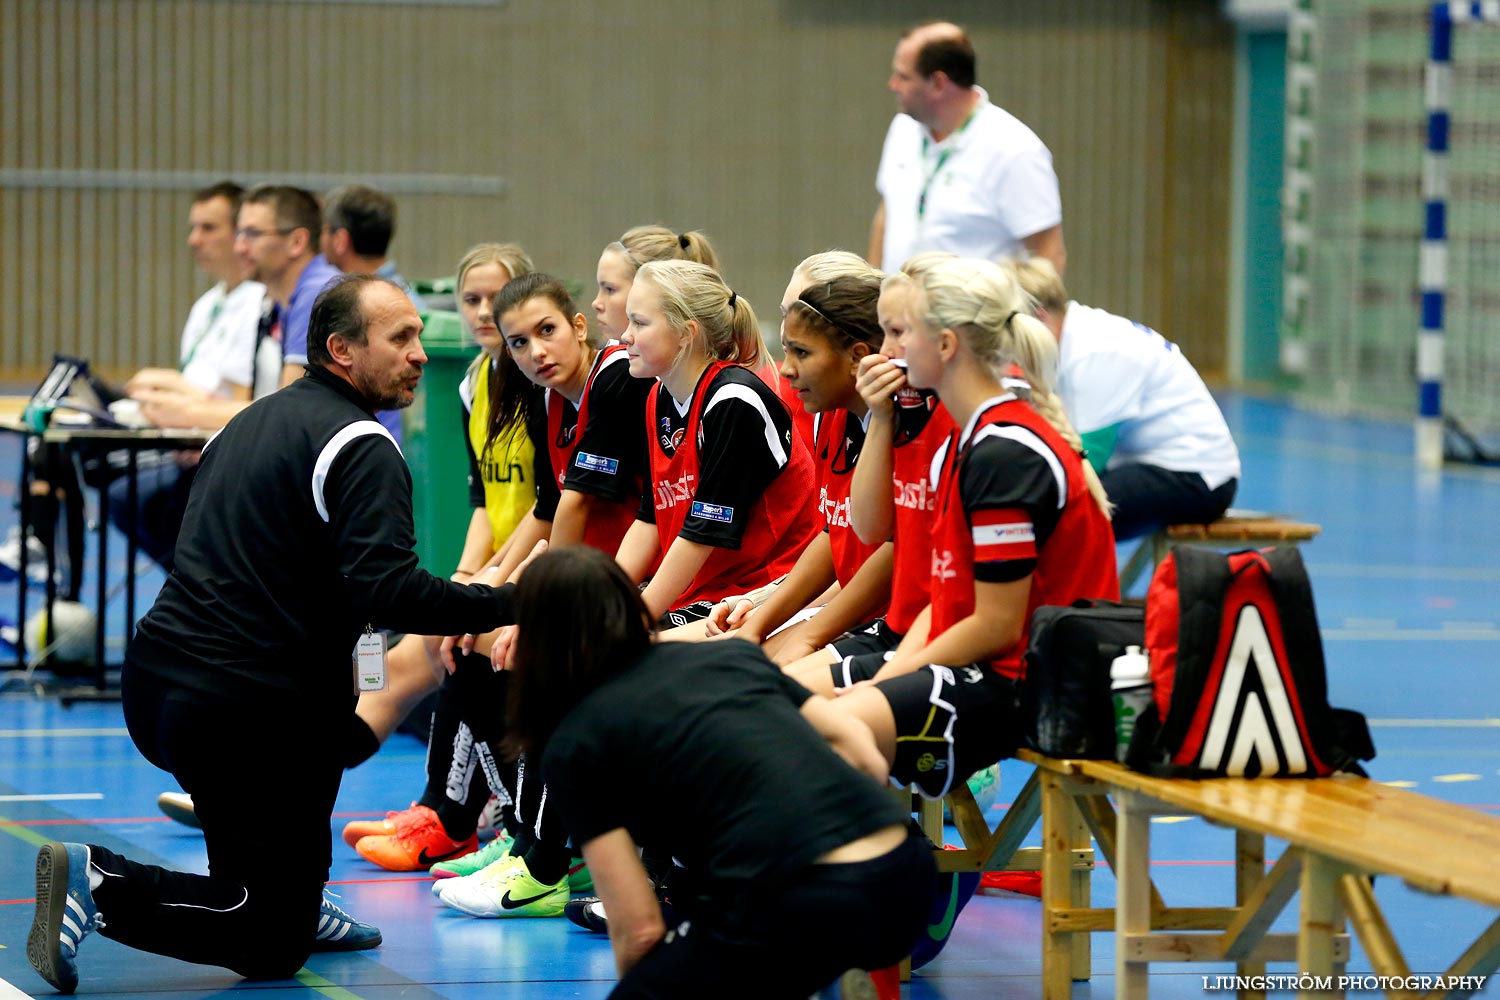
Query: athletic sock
343 716 381 769
523 841 572 886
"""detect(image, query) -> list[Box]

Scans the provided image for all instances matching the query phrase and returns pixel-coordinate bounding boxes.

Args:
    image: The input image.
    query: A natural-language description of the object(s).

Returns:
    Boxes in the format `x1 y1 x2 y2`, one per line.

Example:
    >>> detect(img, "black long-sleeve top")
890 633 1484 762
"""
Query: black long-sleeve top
132 366 514 709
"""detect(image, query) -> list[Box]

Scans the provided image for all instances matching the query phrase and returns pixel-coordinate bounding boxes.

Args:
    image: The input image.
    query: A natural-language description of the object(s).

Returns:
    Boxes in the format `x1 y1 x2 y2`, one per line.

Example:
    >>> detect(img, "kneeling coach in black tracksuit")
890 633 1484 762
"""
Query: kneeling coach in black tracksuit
28 274 522 994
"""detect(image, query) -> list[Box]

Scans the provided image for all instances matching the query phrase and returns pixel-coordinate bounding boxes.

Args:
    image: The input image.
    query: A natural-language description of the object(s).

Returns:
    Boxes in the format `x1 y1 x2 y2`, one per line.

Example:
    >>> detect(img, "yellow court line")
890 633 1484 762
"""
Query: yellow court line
295 968 366 1000
0 813 55 849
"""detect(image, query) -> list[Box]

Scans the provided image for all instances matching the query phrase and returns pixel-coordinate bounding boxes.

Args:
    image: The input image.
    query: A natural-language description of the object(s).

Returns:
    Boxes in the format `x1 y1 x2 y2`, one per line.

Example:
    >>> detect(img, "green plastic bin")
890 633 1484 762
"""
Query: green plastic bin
406 309 478 574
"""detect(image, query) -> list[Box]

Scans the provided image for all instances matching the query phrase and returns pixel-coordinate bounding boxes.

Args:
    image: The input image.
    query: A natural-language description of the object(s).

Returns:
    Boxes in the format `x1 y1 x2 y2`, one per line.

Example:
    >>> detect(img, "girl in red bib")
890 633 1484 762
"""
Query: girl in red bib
829 255 1118 799
594 225 815 452
485 273 652 574
784 256 959 695
705 262 896 664
615 260 819 626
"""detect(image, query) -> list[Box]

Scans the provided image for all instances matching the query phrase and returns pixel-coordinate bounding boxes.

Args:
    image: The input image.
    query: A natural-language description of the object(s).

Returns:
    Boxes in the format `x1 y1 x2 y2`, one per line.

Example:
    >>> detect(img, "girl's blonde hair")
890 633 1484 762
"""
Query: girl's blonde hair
909 255 1111 518
610 225 719 274
634 260 770 371
1000 256 1068 315
792 250 881 286
457 242 534 292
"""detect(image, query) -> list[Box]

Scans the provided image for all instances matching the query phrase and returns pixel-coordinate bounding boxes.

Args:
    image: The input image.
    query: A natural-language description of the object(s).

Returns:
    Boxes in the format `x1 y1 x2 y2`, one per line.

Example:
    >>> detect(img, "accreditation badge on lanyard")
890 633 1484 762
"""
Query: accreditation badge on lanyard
915 107 978 234
352 625 387 693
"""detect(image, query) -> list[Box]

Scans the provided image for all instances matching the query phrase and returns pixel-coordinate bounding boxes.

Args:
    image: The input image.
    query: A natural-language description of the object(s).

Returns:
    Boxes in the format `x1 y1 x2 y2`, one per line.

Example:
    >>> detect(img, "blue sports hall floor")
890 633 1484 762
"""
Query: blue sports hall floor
1 391 1498 998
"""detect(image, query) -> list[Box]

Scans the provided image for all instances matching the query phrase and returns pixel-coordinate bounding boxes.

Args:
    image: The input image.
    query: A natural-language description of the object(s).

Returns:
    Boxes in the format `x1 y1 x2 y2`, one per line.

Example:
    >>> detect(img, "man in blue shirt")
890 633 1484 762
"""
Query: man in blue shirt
234 184 341 390
319 184 424 440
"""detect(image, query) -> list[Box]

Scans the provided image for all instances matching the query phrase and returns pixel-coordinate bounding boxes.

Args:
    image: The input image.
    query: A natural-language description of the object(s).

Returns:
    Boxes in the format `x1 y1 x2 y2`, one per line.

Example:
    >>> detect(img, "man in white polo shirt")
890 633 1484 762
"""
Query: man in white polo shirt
108 181 270 569
1005 258 1241 542
869 21 1067 276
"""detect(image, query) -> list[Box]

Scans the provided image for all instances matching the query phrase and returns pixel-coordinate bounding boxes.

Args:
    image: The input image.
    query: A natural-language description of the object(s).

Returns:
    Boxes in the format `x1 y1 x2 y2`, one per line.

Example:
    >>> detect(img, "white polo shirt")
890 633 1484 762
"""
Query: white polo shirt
876 88 1062 269
1056 302 1241 490
179 279 267 398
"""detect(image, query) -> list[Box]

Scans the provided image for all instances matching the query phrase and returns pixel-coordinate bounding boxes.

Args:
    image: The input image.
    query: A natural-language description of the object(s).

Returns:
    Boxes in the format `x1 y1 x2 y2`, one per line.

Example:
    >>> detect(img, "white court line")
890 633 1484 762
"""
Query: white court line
0 974 36 1000
0 793 104 802
0 728 130 738
1369 719 1500 728
1312 564 1500 582
1322 628 1500 641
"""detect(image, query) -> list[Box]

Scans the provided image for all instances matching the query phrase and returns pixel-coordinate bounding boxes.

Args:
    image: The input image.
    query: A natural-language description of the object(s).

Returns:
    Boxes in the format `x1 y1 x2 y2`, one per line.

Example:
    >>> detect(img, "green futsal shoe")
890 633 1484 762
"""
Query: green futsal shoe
429 833 514 882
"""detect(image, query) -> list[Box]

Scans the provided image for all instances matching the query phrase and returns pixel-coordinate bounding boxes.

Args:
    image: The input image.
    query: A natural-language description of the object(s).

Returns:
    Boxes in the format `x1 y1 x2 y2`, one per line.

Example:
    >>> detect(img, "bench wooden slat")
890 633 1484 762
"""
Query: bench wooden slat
1020 751 1500 909
1164 518 1321 542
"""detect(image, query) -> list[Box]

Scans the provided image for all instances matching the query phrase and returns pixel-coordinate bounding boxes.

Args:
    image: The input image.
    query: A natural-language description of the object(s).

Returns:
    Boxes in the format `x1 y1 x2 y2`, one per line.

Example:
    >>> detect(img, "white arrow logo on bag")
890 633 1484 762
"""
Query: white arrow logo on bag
1197 604 1308 776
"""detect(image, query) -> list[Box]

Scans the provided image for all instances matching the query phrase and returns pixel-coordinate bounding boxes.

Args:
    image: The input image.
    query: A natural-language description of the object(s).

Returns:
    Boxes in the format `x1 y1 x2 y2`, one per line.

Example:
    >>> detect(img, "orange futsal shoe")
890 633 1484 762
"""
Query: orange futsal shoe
341 803 426 849
354 805 478 872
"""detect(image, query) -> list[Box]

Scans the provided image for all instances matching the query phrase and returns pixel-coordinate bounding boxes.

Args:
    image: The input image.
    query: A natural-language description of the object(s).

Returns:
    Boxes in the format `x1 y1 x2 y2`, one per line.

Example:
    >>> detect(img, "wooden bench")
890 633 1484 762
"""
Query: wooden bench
1119 510 1323 593
1017 749 1500 1000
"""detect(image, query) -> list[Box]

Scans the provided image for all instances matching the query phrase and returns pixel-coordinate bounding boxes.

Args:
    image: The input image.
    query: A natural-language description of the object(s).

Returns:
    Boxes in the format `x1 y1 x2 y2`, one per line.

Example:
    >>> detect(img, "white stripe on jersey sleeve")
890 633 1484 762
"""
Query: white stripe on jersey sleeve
929 435 951 492
702 383 789 468
973 521 1036 546
971 424 1067 509
597 348 631 373
458 366 477 412
312 420 402 522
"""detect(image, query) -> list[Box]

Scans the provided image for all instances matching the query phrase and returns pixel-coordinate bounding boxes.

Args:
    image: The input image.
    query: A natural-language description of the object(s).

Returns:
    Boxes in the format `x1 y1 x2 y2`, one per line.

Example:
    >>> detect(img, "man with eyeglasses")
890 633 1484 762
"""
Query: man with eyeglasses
234 184 341 393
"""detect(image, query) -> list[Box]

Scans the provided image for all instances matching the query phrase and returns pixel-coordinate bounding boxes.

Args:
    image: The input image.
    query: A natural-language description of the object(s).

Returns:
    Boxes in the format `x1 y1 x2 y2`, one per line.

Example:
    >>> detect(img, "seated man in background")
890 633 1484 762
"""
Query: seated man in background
318 183 420 442
1003 257 1240 541
321 183 428 312
106 181 270 570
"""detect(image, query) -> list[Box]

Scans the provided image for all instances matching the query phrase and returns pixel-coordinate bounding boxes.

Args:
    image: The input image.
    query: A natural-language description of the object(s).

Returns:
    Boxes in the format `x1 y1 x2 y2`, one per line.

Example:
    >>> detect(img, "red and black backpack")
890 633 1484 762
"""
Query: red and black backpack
1129 546 1374 778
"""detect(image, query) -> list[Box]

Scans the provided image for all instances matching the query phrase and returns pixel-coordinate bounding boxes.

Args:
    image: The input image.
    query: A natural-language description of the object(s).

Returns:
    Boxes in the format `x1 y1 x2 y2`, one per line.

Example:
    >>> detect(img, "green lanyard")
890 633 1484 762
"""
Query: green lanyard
917 107 979 221
180 293 226 371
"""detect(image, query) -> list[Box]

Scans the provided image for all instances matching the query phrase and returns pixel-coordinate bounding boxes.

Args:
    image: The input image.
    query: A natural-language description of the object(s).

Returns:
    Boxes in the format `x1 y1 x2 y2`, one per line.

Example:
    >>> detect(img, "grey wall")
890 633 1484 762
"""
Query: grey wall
0 0 1234 379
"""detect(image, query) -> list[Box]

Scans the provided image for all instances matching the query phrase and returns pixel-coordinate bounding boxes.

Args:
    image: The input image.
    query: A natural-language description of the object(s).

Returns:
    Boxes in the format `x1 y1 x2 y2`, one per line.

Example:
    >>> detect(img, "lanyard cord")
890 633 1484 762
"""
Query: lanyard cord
180 291 228 371
917 106 980 221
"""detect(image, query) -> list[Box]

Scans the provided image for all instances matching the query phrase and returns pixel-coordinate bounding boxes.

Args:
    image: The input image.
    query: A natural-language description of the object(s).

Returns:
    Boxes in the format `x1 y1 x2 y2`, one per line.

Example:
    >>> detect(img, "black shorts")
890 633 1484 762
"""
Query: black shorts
659 601 717 629
873 665 1018 799
828 620 903 689
830 619 902 659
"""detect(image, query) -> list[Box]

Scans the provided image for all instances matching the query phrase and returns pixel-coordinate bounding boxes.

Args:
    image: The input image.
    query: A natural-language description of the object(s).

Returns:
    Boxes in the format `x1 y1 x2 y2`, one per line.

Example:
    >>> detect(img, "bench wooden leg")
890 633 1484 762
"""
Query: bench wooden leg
1119 534 1158 593
1068 797 1091 981
1041 769 1075 1000
1297 854 1345 1000
1116 790 1153 1000
1235 831 1267 1000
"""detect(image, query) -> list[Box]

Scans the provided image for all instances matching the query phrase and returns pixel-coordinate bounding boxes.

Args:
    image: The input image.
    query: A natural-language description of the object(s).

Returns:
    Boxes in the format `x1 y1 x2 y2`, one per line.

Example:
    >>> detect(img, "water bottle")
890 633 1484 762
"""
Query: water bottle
1110 645 1152 762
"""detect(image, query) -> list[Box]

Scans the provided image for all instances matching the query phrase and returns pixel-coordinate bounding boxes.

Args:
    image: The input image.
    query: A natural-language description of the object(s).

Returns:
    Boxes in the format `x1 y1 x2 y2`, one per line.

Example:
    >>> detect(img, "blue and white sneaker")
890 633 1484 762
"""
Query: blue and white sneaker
311 890 382 951
28 842 104 995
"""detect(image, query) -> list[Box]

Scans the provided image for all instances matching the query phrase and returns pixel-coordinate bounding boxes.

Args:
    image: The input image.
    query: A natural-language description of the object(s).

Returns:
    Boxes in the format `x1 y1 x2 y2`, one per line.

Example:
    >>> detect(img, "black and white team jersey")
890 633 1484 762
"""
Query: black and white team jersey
639 364 799 550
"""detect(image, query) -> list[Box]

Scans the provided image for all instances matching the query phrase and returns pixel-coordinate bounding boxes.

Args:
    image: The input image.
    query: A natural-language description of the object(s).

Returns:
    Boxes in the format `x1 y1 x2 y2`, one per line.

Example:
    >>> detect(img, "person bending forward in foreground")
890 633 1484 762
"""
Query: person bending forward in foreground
505 545 934 998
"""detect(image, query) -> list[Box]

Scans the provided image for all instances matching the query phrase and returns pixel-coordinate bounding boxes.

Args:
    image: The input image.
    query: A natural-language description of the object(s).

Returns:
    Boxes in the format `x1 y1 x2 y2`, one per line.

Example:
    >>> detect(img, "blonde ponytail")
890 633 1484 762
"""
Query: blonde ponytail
914 257 1111 519
1027 381 1112 519
635 260 771 371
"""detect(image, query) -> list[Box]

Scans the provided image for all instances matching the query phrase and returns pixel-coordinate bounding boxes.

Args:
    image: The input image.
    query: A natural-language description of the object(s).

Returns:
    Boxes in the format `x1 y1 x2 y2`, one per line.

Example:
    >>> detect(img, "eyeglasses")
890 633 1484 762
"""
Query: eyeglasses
235 226 296 241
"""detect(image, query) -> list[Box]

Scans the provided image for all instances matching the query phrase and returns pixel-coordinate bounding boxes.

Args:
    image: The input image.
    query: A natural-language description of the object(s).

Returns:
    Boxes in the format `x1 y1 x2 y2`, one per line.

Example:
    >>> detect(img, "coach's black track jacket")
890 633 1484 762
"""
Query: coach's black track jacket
131 365 514 710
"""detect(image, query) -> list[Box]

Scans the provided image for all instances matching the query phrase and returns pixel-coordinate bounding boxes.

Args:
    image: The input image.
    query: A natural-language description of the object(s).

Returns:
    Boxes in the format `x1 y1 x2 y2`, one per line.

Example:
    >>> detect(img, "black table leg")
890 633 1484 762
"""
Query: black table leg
125 449 137 652
14 440 31 669
93 464 108 690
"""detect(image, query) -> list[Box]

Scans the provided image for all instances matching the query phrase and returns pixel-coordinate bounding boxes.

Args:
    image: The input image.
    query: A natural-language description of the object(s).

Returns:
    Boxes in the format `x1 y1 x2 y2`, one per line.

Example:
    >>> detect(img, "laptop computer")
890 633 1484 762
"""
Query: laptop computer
22 355 123 431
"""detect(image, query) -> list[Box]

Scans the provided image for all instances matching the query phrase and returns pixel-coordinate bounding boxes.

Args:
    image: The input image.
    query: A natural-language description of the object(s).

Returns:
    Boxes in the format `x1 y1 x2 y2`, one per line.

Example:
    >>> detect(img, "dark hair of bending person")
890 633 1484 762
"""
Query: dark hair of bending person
502 545 935 998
